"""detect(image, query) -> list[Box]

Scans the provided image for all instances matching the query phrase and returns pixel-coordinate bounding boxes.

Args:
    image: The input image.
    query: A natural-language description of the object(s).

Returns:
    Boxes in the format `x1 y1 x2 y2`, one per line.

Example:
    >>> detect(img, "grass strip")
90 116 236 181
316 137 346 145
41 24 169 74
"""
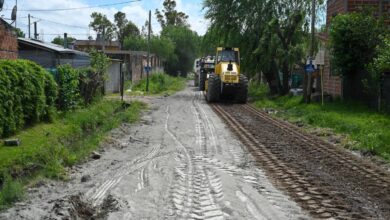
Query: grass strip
249 82 390 161
128 72 186 96
0 100 146 208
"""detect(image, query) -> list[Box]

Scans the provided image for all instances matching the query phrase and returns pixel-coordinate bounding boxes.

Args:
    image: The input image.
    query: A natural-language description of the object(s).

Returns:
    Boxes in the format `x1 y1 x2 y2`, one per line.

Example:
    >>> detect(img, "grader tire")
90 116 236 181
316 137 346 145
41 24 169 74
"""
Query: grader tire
194 74 199 87
207 74 221 102
236 75 248 103
199 71 207 91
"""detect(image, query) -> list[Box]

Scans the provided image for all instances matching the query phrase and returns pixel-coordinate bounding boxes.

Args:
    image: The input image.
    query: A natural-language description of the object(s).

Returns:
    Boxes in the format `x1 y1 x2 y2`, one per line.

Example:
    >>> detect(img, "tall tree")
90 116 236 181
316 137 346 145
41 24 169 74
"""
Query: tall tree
114 11 140 48
155 0 189 28
141 20 153 37
161 25 199 76
89 12 116 41
203 0 321 95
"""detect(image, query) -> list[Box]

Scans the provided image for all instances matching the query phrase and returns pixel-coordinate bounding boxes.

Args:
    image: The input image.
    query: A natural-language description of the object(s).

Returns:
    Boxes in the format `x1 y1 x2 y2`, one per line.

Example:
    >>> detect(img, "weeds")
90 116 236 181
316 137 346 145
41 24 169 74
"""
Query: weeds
131 73 186 95
0 100 146 208
0 174 24 209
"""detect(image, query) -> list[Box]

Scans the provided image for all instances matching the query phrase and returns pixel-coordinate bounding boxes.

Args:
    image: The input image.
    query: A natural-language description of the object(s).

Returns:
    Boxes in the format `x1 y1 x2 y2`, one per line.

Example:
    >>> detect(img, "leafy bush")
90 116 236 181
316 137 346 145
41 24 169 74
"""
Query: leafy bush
0 60 57 137
56 65 80 111
329 12 386 76
79 50 111 105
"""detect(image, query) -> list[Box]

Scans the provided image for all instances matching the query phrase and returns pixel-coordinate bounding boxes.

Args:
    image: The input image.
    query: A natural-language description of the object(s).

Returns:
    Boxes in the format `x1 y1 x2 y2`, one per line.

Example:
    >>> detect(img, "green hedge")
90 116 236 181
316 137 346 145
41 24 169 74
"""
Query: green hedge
0 60 57 137
56 65 80 111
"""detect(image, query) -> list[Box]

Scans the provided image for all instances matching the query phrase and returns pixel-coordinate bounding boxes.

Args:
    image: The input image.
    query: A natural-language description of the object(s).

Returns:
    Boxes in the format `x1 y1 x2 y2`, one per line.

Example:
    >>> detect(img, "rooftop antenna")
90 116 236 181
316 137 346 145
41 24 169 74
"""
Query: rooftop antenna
11 1 17 27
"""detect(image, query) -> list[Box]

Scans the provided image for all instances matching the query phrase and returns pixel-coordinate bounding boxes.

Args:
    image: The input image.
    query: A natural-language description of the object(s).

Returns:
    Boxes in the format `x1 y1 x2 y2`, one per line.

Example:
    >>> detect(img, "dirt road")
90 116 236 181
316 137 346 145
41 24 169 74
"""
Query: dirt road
0 85 308 219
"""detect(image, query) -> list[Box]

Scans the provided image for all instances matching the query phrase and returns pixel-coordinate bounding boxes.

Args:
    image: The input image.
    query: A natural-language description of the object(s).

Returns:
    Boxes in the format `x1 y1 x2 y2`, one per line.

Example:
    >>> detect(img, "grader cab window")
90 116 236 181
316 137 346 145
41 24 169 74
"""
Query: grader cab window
217 50 239 63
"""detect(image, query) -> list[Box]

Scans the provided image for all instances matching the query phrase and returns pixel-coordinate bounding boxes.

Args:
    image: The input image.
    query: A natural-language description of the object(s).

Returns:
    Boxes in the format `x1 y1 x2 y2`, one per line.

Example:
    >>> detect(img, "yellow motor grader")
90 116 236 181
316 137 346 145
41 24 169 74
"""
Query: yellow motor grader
205 47 248 103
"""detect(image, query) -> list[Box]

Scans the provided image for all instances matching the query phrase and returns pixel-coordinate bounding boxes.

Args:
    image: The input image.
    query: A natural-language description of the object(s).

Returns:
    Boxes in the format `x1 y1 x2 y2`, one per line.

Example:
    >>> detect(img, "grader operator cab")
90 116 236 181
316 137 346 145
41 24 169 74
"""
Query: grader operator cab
205 47 248 103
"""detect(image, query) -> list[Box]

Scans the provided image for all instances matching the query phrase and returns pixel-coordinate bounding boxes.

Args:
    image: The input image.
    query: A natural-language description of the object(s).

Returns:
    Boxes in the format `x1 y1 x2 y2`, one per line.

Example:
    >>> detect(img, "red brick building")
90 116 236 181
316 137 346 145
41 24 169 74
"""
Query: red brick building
322 0 390 98
0 18 18 59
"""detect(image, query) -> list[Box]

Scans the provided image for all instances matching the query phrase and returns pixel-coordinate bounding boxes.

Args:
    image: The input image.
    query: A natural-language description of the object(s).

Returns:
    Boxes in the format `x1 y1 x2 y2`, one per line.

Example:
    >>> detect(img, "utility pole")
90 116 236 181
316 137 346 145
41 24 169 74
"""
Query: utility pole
28 14 31 38
64 33 68 49
379 0 383 17
146 10 151 92
305 0 316 104
34 22 38 39
102 27 106 51
15 0 17 28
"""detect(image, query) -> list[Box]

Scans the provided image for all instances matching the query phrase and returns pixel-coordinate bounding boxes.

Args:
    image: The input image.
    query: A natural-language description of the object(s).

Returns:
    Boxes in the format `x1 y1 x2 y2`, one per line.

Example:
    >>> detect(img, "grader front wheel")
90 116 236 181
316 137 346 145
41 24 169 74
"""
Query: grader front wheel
236 75 248 103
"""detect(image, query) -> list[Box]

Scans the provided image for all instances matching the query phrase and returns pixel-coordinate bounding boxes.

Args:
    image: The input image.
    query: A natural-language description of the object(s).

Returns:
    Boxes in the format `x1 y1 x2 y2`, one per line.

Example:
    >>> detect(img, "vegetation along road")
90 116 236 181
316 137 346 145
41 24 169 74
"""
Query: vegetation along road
1 0 390 219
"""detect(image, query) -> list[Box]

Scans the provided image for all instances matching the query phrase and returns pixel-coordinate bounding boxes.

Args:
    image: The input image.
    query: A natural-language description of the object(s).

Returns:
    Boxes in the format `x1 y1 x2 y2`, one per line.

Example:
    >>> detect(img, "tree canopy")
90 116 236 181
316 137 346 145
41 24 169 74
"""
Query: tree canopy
203 0 323 95
155 0 189 28
51 36 76 47
329 12 386 77
89 12 116 41
161 25 199 76
114 11 140 48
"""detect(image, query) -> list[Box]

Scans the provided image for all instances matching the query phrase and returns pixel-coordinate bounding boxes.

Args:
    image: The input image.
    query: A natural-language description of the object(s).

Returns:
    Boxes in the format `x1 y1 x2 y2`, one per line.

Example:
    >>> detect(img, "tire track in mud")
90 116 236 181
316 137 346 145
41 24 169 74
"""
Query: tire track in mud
165 105 225 219
84 143 162 207
189 91 299 219
193 155 308 219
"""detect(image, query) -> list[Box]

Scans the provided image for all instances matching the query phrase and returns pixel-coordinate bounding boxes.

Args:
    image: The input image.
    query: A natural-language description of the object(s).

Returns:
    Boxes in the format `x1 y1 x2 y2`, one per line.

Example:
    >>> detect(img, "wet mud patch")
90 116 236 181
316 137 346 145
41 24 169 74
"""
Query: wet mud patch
52 194 122 220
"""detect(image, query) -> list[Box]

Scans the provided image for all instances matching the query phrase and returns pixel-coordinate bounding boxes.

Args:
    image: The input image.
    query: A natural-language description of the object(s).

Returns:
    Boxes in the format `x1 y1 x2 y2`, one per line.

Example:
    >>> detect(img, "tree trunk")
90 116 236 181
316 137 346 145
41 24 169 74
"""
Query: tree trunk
281 63 290 95
264 71 279 95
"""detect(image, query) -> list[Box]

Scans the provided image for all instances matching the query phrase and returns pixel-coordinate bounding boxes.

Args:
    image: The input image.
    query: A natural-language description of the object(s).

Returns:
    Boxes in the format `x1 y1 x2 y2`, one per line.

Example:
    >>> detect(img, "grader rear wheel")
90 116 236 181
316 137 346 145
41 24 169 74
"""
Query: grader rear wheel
206 74 221 102
199 71 207 91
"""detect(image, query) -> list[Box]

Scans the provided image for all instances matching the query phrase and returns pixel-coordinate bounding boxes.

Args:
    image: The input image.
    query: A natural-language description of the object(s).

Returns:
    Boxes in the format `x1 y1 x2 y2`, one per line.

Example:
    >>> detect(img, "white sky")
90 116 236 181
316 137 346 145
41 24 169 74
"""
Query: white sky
0 0 208 41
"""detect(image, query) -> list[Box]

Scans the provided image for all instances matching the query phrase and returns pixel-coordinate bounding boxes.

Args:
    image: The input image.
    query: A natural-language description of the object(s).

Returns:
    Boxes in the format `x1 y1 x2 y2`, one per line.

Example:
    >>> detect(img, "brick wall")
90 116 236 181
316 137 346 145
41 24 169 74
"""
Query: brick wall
323 0 390 97
322 49 343 97
327 0 348 26
0 21 18 60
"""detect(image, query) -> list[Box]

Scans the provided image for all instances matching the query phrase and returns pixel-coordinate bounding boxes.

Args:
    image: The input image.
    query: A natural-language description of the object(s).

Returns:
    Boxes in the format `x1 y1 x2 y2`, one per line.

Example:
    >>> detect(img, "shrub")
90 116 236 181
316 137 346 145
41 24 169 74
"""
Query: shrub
56 65 80 111
329 12 386 76
0 60 57 137
79 50 110 105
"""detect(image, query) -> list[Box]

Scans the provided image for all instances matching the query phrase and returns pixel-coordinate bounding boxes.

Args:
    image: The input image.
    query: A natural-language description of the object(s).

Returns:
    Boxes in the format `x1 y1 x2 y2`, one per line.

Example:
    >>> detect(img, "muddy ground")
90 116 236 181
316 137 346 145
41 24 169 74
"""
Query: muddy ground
0 85 308 219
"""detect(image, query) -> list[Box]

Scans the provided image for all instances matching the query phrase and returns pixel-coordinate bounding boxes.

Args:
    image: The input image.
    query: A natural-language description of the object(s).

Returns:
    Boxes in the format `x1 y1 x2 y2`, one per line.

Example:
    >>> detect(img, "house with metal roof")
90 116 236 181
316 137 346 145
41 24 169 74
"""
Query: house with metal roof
18 38 90 69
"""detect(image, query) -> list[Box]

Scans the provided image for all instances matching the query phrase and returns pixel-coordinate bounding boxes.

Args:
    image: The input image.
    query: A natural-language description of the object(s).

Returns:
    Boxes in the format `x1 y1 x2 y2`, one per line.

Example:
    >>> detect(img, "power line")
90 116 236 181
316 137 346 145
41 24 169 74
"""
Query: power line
43 33 97 36
6 0 141 12
31 16 88 29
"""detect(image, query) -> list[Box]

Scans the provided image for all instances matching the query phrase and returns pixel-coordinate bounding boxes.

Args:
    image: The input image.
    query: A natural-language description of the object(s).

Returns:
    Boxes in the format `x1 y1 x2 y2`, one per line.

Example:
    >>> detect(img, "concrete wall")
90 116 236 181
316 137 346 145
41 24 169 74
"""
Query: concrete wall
104 50 164 84
104 60 121 94
0 21 18 59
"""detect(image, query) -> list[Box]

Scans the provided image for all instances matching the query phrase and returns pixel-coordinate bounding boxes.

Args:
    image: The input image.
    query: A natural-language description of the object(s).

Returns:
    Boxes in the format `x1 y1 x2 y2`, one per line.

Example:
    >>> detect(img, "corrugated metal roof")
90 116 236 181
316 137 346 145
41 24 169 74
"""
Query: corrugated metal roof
104 50 156 57
18 38 89 56
74 40 120 47
0 18 16 32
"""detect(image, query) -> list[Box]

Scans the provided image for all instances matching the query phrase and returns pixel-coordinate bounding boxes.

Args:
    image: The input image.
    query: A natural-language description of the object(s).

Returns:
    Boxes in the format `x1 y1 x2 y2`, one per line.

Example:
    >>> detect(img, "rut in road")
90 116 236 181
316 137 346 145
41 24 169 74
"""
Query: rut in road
213 103 390 219
165 90 308 220
165 105 225 219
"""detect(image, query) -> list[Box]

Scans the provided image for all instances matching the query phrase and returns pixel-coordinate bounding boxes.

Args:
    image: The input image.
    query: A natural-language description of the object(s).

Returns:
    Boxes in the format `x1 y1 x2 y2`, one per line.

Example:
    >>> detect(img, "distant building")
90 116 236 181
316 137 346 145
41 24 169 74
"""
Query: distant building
18 38 90 69
105 50 163 83
320 0 390 98
327 0 390 27
73 40 120 52
0 18 18 59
